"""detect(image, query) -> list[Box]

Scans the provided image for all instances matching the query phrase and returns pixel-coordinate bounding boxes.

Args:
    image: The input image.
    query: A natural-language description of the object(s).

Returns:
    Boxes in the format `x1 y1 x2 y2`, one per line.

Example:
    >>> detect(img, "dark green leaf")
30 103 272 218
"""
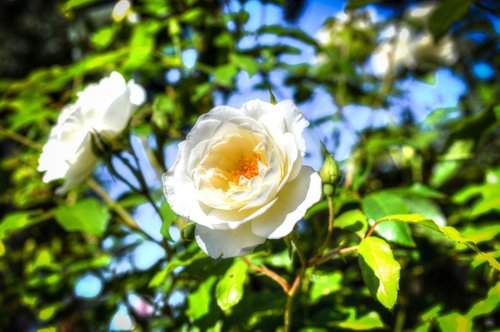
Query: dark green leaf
363 192 415 247
345 0 385 10
429 0 472 40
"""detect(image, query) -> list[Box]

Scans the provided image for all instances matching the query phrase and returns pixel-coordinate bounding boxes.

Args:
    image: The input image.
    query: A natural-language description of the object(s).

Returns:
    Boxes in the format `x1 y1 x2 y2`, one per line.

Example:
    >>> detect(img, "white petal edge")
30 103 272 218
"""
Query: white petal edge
195 222 266 259
251 166 322 239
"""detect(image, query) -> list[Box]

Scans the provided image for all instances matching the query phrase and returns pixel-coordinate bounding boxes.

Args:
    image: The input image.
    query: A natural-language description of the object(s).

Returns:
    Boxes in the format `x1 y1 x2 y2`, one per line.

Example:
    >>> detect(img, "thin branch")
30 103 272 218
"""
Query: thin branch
365 220 385 239
87 178 159 245
308 245 359 267
0 126 42 150
241 257 290 294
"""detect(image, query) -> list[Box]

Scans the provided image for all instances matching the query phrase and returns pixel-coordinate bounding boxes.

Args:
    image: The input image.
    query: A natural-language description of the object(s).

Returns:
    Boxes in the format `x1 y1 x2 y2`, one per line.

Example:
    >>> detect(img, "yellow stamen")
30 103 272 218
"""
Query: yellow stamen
232 152 262 182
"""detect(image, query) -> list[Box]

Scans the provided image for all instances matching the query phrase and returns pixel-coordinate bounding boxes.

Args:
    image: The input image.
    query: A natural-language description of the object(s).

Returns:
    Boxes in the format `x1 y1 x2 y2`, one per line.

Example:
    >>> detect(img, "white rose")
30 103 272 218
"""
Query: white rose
163 99 322 258
412 33 458 69
369 26 413 77
38 71 146 194
405 2 437 27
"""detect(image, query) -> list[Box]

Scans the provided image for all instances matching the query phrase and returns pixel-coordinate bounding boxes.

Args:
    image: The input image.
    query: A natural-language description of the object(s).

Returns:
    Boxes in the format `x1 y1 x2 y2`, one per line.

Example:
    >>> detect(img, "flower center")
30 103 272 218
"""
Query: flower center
232 152 262 182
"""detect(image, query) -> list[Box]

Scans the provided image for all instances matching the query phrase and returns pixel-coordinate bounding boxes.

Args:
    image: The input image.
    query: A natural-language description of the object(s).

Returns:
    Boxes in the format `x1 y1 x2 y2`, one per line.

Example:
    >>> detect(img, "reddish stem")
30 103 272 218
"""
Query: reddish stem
241 257 290 294
365 220 385 238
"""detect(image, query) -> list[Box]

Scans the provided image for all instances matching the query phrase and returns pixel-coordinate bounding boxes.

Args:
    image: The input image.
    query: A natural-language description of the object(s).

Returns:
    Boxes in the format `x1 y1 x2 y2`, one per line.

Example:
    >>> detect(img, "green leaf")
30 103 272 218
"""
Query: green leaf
53 198 110 236
0 211 40 240
256 25 317 46
363 192 415 247
471 195 500 217
461 224 500 244
268 88 278 105
213 64 238 87
160 201 177 241
61 0 99 12
405 196 446 226
429 0 472 40
231 54 259 77
310 272 342 302
375 214 500 271
90 25 118 50
125 20 161 69
215 259 248 312
399 183 446 199
466 282 500 319
335 309 386 330
436 312 471 332
358 237 400 310
187 276 217 322
335 209 368 238
148 243 205 288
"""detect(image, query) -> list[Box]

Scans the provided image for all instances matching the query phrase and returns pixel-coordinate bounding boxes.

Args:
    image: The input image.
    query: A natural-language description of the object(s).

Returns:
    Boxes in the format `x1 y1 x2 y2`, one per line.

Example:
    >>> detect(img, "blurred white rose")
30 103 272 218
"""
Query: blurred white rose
316 10 377 63
38 72 146 194
405 2 437 27
412 33 458 69
163 99 322 258
369 26 414 77
368 2 458 78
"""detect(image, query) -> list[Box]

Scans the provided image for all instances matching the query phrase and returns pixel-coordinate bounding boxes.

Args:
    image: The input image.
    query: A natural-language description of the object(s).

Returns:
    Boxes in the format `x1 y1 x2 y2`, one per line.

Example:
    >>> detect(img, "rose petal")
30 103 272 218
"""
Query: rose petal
251 166 322 239
195 222 266 259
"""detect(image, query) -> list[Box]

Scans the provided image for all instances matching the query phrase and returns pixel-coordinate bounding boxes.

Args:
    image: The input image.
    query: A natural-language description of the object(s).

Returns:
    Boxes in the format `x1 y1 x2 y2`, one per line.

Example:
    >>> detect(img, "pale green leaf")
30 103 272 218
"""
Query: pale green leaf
215 259 248 312
160 201 177 241
471 196 500 217
213 64 238 87
429 0 472 40
335 309 386 330
436 312 471 332
187 276 217 322
0 212 39 240
231 54 259 77
466 282 500 319
375 214 500 271
53 198 110 236
358 237 401 310
310 272 342 302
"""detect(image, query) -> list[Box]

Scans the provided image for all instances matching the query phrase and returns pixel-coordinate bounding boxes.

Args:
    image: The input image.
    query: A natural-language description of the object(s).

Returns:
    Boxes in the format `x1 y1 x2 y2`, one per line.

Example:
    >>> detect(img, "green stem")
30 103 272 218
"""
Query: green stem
316 196 335 256
308 245 359 267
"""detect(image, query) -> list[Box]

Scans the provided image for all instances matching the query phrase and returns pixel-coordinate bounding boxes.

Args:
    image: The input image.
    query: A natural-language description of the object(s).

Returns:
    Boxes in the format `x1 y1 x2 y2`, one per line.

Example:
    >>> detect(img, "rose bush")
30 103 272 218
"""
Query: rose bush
163 99 322 258
38 71 146 194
